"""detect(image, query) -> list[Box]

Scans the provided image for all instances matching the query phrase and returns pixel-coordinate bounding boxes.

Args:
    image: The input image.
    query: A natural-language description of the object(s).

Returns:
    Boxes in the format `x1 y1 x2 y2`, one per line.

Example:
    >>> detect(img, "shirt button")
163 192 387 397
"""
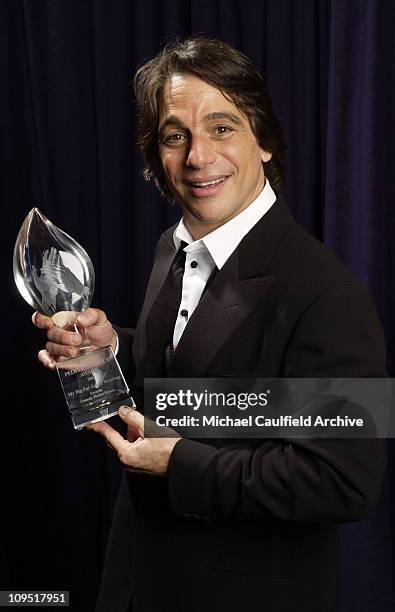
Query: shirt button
180 309 188 318
191 260 198 268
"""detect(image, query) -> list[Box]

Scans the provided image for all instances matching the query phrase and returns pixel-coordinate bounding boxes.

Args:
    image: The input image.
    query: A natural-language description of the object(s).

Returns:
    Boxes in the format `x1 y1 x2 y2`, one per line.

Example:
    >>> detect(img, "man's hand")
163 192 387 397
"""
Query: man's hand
32 307 117 369
87 406 182 476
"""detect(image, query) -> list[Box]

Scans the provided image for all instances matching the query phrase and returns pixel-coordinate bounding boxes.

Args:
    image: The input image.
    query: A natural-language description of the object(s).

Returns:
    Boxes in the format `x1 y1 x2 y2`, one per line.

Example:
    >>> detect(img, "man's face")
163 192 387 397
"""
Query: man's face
158 74 272 239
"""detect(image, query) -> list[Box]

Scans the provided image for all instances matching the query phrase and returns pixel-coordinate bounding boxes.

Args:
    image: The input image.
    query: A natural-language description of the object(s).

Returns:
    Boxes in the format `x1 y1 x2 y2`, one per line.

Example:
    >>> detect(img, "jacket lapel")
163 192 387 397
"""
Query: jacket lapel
170 253 274 376
132 228 177 367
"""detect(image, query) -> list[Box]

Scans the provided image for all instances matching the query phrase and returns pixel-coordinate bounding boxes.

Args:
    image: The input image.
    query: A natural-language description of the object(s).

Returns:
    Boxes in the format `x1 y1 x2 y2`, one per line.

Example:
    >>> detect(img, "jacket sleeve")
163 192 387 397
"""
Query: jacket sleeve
167 283 387 524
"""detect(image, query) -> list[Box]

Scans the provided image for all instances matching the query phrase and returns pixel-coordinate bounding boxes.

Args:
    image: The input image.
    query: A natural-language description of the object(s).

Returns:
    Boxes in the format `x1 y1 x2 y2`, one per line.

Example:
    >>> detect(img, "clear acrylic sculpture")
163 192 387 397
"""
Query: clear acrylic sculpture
13 208 135 429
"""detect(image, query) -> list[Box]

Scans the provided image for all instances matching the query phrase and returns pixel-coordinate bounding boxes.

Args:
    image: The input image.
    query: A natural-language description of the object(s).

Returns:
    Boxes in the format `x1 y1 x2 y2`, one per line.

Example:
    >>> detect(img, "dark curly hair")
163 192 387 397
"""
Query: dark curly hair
133 36 286 199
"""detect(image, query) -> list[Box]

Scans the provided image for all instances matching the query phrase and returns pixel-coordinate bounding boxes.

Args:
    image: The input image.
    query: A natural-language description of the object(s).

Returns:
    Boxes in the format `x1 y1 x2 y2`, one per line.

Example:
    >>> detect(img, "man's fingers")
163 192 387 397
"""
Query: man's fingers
32 311 54 330
87 421 129 454
118 406 178 439
45 340 78 358
118 406 145 438
47 326 82 347
87 416 179 476
38 349 58 369
34 308 113 367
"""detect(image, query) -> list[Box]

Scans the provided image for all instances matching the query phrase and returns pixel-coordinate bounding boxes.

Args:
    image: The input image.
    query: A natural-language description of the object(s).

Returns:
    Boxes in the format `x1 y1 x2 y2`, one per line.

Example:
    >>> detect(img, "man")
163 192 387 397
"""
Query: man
34 38 386 612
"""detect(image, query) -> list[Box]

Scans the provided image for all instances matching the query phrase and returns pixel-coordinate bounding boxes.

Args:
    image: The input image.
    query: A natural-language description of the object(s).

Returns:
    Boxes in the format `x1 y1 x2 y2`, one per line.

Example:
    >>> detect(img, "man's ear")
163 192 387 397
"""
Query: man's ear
261 150 272 163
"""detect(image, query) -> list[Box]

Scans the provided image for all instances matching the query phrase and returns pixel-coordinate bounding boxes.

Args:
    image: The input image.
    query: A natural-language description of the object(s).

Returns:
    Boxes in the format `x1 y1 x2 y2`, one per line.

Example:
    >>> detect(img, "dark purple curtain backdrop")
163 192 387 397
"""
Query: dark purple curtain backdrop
1 1 394 611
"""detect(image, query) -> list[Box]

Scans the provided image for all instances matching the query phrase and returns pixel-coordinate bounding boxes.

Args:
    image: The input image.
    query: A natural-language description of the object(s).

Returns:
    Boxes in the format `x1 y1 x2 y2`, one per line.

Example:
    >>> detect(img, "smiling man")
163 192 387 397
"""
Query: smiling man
158 73 272 237
34 38 386 612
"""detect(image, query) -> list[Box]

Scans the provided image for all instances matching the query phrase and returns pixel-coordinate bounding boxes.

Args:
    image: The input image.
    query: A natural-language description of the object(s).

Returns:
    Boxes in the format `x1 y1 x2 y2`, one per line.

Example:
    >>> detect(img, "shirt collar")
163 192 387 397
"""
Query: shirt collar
173 179 276 269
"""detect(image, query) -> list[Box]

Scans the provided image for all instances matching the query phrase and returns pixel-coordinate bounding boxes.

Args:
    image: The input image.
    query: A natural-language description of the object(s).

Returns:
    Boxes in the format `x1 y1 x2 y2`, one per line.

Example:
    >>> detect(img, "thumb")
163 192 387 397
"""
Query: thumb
119 406 145 438
76 308 108 328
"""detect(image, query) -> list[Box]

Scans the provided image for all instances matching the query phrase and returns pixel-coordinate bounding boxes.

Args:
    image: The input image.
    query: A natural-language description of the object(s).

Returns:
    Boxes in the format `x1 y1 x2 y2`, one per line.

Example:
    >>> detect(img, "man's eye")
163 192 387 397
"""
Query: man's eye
163 133 187 145
214 125 233 135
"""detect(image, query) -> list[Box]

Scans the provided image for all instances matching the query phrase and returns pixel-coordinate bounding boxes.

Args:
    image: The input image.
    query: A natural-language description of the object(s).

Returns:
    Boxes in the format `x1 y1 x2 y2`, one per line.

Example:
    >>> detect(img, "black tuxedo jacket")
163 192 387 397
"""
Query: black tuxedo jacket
96 197 386 612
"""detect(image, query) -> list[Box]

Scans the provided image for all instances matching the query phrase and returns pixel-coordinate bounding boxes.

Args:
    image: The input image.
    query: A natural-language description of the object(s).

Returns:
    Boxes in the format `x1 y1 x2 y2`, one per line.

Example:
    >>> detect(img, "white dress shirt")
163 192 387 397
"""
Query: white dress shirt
172 179 276 349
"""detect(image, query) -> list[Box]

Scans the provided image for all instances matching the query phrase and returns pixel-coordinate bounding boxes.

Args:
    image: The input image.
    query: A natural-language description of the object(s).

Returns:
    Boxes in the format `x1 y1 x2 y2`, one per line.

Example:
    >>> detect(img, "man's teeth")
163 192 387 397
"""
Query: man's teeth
190 177 226 188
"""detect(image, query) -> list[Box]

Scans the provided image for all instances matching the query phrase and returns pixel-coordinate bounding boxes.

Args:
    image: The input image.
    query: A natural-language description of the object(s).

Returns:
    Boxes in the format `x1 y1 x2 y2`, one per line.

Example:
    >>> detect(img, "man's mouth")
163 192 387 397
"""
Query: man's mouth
185 175 230 194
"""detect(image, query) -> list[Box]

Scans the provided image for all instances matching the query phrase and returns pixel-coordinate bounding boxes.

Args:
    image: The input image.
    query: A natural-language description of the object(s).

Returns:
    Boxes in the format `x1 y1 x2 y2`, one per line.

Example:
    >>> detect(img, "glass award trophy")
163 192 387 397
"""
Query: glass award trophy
13 208 135 429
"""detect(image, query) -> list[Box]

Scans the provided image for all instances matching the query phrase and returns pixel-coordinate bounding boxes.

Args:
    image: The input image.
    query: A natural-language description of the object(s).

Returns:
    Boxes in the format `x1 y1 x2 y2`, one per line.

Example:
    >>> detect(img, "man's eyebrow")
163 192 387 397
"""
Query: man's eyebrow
203 111 243 125
158 115 184 135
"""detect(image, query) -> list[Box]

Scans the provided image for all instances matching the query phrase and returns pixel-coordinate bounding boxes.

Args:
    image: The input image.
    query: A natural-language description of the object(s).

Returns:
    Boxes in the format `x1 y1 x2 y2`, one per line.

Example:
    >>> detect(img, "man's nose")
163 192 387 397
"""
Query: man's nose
186 135 216 168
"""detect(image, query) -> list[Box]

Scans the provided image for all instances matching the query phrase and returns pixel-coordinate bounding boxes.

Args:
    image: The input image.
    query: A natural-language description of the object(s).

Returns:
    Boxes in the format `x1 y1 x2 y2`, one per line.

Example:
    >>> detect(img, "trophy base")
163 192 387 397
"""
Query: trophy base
56 345 135 430
70 395 135 430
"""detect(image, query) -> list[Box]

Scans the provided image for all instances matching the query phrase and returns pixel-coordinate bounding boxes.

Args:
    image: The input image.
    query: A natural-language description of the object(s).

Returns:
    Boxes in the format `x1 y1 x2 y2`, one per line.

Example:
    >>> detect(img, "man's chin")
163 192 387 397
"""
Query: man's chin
182 209 233 239
187 210 227 226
